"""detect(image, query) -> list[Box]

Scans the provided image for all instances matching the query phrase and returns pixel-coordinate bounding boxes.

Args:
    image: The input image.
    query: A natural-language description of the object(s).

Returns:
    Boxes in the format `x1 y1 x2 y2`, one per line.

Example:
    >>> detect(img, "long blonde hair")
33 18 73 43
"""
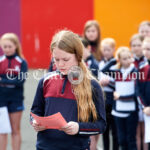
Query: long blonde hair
0 33 24 58
50 30 98 122
83 20 102 61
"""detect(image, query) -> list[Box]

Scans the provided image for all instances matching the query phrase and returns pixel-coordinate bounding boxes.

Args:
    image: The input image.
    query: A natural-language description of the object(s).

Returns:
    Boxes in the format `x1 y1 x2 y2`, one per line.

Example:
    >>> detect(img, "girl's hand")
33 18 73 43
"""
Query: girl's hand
32 120 46 132
114 91 120 100
60 121 79 135
99 78 110 86
143 107 150 116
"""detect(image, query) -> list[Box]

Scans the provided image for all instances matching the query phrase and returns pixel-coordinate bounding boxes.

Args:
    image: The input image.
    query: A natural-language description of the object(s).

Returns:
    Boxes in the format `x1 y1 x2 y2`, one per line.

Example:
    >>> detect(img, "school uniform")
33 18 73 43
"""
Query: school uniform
134 55 147 69
143 60 150 106
85 55 99 78
133 56 147 122
31 71 106 150
109 64 138 150
137 60 150 150
0 53 28 112
137 60 150 107
99 58 118 150
99 58 116 105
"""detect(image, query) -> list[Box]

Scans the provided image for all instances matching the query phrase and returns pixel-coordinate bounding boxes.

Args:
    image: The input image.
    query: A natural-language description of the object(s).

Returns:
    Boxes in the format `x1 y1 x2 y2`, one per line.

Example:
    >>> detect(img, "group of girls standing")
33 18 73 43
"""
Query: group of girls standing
1 19 150 150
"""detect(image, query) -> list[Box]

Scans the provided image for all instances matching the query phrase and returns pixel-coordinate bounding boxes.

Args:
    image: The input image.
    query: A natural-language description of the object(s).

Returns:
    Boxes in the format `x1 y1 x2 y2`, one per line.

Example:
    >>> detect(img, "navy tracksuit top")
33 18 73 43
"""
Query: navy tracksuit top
0 53 28 102
85 55 99 78
31 71 106 150
137 60 150 107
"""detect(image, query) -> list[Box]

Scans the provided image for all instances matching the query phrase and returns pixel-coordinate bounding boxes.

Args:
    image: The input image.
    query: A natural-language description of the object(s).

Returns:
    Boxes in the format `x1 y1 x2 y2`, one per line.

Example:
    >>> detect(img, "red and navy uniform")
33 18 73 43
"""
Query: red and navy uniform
0 53 28 112
31 71 106 150
108 65 138 115
99 58 116 105
133 56 147 69
108 64 138 150
137 60 150 107
133 56 147 123
99 57 119 150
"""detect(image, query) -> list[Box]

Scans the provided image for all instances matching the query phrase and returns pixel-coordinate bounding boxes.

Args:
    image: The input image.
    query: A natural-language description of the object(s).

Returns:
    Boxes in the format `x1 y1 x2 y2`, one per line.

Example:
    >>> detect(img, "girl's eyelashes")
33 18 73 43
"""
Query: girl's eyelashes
3 45 12 49
143 48 150 51
63 59 69 61
132 44 142 47
54 58 69 62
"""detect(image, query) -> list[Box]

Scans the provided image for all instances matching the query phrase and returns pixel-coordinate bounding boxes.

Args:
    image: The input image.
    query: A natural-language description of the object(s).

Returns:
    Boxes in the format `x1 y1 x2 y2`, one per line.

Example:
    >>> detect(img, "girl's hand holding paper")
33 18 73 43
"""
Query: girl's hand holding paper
32 120 46 132
60 121 79 135
30 112 67 130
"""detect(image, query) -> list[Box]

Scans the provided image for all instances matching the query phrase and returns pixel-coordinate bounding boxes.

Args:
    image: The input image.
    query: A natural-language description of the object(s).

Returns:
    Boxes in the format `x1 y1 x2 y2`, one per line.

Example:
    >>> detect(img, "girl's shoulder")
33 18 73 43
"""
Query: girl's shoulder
14 55 26 64
42 71 60 85
139 60 149 70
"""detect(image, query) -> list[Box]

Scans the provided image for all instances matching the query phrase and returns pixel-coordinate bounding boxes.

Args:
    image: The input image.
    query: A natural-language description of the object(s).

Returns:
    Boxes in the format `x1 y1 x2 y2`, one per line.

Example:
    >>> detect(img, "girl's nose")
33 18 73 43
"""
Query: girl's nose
58 60 65 67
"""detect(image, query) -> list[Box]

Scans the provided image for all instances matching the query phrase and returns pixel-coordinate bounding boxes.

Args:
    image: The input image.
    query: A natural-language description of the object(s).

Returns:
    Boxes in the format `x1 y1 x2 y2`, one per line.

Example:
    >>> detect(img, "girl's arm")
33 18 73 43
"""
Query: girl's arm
118 94 135 100
30 78 46 132
30 78 45 117
77 80 106 136
101 58 117 73
115 80 137 101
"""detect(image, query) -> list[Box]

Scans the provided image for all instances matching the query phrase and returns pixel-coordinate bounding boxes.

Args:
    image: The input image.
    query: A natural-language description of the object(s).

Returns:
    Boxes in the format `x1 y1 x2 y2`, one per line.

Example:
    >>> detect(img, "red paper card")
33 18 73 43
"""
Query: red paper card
30 112 67 129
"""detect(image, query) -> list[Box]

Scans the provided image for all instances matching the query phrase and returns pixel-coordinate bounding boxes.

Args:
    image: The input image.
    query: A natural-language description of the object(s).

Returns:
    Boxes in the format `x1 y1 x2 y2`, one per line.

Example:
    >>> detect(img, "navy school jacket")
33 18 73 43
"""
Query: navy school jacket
137 60 150 107
101 57 148 109
31 71 106 150
98 58 116 106
102 64 138 117
85 55 99 78
0 53 28 102
133 56 147 69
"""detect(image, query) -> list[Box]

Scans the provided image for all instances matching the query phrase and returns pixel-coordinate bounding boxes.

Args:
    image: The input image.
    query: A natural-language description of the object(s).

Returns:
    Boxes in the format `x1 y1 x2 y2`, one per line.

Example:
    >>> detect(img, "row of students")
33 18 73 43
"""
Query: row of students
130 34 148 150
0 19 150 150
99 36 150 150
137 37 150 150
98 20 150 150
17 19 150 150
0 27 103 150
47 19 150 150
0 29 104 150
